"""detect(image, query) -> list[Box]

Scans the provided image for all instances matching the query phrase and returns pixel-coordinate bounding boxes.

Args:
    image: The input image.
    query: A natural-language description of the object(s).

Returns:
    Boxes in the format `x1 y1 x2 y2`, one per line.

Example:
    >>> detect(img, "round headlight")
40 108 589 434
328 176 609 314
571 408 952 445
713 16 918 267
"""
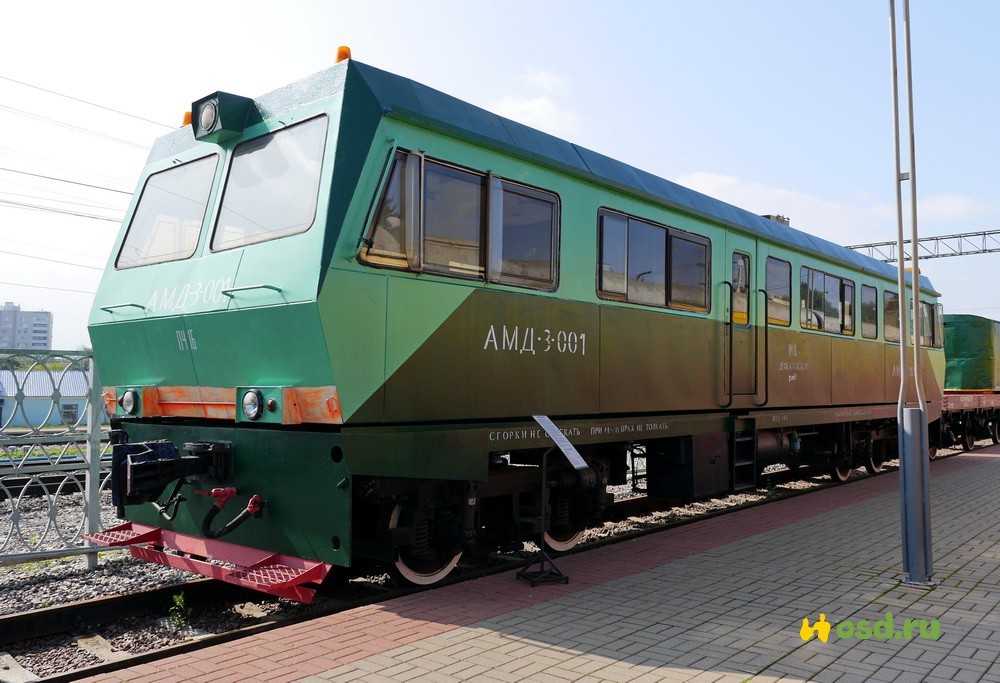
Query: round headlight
199 101 218 132
120 388 138 415
242 389 264 421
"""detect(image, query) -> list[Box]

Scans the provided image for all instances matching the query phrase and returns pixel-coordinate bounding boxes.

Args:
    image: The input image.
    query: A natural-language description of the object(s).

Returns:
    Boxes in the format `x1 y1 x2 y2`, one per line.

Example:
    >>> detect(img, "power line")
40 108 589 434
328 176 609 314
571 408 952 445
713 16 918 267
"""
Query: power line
0 236 105 262
0 198 122 223
0 167 132 195
0 143 136 188
0 280 95 295
0 190 122 212
0 248 104 271
0 103 149 150
0 74 175 130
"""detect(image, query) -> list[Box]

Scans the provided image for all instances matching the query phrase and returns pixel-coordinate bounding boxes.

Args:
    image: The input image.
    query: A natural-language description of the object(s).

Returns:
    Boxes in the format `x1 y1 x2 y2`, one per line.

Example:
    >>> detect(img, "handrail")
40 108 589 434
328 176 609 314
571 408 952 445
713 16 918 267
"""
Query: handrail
99 302 146 313
220 284 283 298
753 288 770 407
721 281 734 408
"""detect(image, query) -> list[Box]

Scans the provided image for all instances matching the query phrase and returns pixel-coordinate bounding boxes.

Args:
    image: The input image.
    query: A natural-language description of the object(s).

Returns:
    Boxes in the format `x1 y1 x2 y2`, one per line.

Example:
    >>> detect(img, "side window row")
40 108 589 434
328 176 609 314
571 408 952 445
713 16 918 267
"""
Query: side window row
360 157 940 348
361 151 559 290
765 256 941 347
597 210 711 312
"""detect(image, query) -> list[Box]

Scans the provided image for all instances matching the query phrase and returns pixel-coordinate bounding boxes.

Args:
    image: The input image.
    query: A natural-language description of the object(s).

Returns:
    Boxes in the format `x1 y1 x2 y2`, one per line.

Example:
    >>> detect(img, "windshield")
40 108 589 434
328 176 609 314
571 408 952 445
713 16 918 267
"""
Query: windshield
115 155 218 269
212 116 327 251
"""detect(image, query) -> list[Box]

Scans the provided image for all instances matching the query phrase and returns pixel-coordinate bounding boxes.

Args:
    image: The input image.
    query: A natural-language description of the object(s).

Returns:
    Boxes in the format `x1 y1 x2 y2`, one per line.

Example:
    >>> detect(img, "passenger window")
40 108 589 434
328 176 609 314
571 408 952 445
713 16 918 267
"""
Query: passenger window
213 116 327 251
800 266 854 335
116 155 218 269
596 209 710 313
934 303 944 349
423 162 486 278
670 235 710 311
491 182 558 287
822 274 842 334
731 253 750 325
360 151 559 290
861 285 878 339
365 151 419 268
842 281 855 335
628 220 666 306
765 257 791 326
920 301 935 347
884 291 900 342
599 213 628 296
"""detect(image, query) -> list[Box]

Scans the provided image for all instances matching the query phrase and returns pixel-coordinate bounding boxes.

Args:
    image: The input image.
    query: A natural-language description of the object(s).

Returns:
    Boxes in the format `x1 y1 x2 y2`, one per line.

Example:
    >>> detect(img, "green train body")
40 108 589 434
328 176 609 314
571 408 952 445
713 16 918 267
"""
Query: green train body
87 58 945 596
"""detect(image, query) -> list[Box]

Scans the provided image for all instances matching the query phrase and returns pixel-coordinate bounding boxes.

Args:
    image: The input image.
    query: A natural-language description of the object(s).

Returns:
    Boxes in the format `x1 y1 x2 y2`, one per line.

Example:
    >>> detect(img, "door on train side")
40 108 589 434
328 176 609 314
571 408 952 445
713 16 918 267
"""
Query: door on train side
726 234 758 399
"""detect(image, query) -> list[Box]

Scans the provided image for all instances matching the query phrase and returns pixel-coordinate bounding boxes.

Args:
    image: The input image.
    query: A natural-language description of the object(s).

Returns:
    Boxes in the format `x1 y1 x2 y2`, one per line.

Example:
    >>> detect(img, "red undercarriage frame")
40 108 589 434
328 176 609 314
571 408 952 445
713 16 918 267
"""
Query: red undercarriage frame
85 522 332 603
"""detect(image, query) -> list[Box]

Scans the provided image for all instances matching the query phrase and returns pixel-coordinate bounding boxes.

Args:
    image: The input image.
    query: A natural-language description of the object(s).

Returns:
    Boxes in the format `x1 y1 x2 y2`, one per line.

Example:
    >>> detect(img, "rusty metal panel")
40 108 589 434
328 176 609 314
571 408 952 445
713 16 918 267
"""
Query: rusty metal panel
599 307 721 414
833 338 886 405
765 328 833 408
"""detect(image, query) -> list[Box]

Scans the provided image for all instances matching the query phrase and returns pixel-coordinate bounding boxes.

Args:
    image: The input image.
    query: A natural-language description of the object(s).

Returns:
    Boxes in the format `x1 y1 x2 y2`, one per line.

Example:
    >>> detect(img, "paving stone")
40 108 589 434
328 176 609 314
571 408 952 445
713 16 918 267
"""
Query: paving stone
77 452 1000 683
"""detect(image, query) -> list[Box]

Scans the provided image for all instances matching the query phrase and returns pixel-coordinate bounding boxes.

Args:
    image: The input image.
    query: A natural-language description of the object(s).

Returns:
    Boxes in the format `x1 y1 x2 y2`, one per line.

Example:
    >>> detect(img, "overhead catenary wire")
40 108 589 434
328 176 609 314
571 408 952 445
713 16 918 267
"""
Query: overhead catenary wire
0 167 132 195
0 143 138 189
0 74 175 130
0 248 104 270
0 281 96 295
0 103 150 150
0 236 106 262
0 190 123 212
0 198 122 223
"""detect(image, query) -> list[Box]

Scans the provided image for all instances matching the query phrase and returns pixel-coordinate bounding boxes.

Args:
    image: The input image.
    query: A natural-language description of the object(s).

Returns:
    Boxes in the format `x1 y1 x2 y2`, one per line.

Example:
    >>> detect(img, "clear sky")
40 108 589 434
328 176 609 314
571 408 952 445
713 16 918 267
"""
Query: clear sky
1 1 998 350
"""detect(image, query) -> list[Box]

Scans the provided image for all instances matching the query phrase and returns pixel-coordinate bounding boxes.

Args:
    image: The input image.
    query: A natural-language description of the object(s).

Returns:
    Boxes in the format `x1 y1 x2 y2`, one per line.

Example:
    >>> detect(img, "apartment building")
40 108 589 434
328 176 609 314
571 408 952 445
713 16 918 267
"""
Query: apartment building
0 302 53 350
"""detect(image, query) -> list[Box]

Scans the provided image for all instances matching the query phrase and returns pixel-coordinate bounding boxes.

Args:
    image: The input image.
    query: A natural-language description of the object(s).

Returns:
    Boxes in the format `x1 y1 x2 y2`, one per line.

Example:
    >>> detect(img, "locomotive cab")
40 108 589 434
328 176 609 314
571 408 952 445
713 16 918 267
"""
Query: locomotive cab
88 75 353 601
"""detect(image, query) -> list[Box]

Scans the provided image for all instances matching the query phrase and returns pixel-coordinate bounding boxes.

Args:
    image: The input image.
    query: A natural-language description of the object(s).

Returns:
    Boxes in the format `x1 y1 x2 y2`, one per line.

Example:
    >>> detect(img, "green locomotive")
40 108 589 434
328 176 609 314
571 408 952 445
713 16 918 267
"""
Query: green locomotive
87 54 944 600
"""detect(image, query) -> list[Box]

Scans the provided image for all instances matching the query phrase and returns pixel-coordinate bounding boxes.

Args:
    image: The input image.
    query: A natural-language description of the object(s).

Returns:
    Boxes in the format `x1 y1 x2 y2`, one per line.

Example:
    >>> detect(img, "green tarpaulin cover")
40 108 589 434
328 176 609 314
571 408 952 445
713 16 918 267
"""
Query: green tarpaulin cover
944 314 1000 391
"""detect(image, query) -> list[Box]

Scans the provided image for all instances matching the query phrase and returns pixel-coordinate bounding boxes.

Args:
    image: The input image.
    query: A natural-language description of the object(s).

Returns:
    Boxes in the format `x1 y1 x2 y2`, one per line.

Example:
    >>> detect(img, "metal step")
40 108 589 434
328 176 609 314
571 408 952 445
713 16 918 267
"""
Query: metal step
85 522 331 603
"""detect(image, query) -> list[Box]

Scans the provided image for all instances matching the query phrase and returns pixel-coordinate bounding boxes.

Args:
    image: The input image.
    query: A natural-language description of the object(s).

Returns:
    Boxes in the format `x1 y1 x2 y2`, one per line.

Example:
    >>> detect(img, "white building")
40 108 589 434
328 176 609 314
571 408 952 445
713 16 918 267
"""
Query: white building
0 302 53 350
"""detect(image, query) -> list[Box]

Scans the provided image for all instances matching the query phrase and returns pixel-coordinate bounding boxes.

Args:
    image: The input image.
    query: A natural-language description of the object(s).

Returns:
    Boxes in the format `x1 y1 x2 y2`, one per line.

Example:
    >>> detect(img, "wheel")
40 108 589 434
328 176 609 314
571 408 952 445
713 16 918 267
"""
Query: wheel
543 493 588 551
543 529 585 552
388 504 462 585
962 427 976 452
991 420 999 445
865 452 885 475
831 464 852 482
928 445 938 460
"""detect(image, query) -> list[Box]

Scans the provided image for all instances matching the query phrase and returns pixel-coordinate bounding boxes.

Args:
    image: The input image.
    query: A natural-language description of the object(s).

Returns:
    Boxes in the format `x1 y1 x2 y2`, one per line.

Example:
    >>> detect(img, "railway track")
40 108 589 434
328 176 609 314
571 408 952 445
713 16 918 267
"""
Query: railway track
0 450 963 681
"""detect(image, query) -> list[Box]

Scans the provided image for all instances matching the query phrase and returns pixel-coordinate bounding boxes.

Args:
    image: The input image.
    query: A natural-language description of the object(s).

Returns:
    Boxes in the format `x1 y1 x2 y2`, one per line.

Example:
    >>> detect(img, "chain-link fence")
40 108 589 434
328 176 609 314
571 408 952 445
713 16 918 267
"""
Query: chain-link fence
0 349 111 567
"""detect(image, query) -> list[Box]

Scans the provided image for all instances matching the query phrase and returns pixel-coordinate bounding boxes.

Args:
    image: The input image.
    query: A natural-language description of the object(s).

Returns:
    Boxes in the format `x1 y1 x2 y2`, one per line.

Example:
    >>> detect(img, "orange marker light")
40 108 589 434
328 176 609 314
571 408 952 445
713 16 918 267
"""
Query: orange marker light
182 111 192 126
336 45 352 63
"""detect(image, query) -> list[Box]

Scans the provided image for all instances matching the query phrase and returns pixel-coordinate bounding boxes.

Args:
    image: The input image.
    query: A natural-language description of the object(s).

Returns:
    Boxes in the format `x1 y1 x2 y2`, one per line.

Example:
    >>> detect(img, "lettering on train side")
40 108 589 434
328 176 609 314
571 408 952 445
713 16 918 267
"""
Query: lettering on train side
146 278 234 313
176 329 198 351
482 324 587 356
488 426 582 442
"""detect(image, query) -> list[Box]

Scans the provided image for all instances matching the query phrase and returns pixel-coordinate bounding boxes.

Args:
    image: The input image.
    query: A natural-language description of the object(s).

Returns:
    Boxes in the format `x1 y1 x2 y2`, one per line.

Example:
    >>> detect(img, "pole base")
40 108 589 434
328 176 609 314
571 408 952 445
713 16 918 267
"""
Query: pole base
517 550 569 587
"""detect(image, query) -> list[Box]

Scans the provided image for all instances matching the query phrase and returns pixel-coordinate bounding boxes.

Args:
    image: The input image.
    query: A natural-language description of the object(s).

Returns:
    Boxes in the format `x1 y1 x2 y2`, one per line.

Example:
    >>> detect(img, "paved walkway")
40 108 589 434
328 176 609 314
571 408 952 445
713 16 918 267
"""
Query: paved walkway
85 449 1000 683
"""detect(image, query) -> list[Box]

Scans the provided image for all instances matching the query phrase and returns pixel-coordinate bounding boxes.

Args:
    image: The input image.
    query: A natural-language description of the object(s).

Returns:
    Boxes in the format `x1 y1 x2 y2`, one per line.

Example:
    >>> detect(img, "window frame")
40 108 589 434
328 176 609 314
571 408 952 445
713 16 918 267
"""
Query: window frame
799 265 855 336
115 153 219 270
596 208 712 314
731 252 751 327
210 114 329 253
884 290 901 343
764 256 792 327
359 149 560 292
421 158 488 280
488 177 561 290
861 284 879 339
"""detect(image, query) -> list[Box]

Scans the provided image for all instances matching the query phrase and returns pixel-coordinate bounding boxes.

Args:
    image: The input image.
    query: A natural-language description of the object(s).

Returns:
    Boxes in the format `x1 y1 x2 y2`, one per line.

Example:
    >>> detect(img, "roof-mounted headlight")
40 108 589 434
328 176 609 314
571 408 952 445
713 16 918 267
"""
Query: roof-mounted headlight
191 92 255 143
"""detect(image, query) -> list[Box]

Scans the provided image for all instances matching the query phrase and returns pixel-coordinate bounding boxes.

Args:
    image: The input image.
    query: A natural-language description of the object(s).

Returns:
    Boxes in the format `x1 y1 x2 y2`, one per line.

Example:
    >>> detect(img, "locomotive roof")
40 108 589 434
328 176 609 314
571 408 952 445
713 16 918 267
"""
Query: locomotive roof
149 59 936 295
